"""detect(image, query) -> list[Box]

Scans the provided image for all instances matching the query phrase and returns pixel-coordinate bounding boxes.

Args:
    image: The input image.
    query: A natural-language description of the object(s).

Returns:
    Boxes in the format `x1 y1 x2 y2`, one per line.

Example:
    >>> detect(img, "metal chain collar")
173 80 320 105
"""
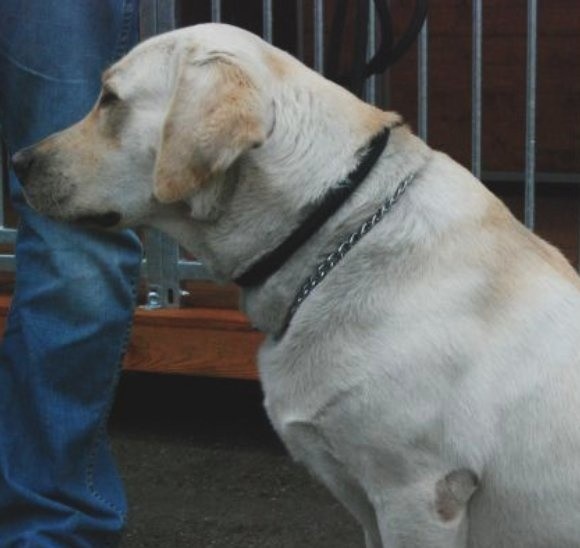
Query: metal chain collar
281 171 417 334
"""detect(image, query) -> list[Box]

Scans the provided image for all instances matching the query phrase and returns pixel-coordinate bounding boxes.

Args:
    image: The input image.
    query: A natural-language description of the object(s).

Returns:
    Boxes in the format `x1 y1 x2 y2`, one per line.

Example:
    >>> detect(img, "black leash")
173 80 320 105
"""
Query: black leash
234 127 391 288
327 0 429 97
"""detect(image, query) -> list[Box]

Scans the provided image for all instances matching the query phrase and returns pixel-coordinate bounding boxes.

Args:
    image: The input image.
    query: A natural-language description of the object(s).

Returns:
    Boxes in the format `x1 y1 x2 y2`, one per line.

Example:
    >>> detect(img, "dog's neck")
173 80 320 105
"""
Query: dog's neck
238 126 429 334
150 84 430 336
233 126 393 288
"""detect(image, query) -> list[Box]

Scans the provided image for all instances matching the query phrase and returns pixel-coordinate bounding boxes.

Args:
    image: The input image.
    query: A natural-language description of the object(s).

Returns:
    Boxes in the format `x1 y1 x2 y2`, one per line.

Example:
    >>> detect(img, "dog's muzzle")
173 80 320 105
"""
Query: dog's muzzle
12 147 122 229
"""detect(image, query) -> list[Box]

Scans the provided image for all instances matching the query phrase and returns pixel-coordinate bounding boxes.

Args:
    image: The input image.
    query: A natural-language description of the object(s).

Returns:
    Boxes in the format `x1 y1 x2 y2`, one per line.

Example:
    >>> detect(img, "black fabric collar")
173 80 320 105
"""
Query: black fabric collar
234 127 391 288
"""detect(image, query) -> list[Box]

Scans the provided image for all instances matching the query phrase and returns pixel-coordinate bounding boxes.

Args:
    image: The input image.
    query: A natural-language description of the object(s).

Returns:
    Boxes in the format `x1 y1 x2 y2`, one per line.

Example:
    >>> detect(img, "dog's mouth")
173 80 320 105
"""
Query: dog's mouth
73 211 122 229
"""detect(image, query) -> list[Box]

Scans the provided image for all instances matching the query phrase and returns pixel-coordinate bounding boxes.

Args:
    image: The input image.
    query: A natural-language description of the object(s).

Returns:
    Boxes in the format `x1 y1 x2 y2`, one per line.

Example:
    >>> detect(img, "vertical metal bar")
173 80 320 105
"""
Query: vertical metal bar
140 0 182 308
417 18 429 141
313 0 324 73
364 1 377 105
139 0 158 39
156 0 176 32
378 0 392 110
296 0 305 61
471 0 483 179
211 0 222 22
140 0 175 37
263 0 273 43
143 230 181 309
524 0 538 229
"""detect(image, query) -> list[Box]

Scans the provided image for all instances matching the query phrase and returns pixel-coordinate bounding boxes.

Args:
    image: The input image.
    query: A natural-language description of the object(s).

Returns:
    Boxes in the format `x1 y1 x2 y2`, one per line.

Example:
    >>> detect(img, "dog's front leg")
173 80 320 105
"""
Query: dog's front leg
282 420 382 547
372 469 479 548
304 449 383 548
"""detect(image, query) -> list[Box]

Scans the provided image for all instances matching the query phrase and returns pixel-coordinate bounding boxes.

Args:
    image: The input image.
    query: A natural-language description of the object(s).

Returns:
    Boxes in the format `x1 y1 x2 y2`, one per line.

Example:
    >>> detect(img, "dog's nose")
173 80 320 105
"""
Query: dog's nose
11 148 35 182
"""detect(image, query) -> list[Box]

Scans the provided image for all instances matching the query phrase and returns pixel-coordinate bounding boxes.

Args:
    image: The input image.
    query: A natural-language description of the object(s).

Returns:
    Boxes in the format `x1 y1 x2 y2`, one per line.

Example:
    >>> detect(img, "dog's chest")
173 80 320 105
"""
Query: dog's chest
257 341 367 466
261 378 372 486
257 340 437 490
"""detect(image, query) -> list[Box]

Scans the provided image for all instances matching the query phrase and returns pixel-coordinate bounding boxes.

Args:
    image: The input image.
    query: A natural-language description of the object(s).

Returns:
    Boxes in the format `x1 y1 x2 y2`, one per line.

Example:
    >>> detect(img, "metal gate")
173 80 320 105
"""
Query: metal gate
1 0 577 308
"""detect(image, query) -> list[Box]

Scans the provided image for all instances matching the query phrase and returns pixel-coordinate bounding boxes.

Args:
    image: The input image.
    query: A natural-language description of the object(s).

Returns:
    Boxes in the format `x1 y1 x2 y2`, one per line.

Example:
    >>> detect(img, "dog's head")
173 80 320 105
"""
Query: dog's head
11 24 278 228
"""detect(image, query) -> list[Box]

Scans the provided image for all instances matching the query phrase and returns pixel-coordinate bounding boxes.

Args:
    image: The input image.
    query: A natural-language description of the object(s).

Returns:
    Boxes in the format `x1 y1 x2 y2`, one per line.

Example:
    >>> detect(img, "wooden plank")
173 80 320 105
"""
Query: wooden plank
127 306 262 379
0 295 261 379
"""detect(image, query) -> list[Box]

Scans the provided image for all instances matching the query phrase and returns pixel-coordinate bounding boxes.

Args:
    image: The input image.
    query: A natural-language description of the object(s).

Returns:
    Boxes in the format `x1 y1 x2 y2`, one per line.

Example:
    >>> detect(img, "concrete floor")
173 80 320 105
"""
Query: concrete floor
110 373 362 547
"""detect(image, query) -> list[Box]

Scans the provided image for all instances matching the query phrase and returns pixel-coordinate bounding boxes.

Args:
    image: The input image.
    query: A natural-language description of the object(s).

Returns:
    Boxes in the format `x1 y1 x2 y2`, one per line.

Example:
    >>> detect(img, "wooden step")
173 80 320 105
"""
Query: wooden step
0 295 261 380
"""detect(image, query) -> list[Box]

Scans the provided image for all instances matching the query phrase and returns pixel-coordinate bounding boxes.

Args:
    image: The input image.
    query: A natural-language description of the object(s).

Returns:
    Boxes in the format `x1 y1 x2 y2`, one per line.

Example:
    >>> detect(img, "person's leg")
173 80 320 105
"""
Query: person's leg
0 1 142 546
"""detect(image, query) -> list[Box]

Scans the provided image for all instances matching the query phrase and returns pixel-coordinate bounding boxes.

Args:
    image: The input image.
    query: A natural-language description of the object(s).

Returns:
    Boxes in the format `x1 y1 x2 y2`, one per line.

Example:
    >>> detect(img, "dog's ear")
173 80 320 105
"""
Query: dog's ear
154 49 268 203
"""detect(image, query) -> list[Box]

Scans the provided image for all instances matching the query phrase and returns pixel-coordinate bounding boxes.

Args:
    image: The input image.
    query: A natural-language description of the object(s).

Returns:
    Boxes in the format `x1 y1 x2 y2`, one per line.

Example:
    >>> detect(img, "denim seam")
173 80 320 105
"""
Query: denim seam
112 0 138 62
85 270 139 547
0 44 88 84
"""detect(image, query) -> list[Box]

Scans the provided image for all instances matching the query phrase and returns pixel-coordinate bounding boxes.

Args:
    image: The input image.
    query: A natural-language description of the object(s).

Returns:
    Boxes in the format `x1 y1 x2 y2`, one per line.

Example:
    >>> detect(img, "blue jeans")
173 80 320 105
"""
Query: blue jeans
0 1 142 546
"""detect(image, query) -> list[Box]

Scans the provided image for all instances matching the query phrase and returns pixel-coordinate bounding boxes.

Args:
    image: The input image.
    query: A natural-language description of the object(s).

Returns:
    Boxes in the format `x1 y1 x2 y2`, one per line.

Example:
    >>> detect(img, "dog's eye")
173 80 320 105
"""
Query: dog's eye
100 89 120 108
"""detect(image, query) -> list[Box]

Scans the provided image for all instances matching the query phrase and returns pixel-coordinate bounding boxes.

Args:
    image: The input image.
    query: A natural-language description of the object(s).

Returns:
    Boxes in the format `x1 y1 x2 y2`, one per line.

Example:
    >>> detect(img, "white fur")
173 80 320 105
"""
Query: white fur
19 24 580 548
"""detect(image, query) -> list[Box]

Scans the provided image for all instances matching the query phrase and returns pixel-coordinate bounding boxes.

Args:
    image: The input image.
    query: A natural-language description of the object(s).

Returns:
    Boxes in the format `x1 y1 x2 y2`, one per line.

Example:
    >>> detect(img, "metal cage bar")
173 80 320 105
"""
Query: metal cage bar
364 2 377 105
211 0 222 23
262 0 273 43
471 0 483 179
524 0 538 229
142 0 215 308
296 0 305 61
140 0 175 38
417 17 429 142
140 0 184 308
313 0 324 73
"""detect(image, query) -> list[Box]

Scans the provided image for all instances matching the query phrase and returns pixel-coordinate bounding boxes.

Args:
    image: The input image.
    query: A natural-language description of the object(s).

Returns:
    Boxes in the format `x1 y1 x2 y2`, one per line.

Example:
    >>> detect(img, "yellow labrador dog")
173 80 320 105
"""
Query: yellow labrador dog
12 23 580 548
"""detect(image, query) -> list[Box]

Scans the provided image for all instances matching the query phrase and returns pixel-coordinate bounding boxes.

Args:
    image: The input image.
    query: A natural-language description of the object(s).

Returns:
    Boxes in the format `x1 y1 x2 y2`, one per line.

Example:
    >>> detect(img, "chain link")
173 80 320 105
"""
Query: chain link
283 171 417 330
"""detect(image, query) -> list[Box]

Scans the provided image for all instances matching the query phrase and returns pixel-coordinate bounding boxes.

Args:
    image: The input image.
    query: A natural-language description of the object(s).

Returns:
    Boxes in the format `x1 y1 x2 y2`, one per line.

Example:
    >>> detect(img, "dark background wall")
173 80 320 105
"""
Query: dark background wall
178 0 580 266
